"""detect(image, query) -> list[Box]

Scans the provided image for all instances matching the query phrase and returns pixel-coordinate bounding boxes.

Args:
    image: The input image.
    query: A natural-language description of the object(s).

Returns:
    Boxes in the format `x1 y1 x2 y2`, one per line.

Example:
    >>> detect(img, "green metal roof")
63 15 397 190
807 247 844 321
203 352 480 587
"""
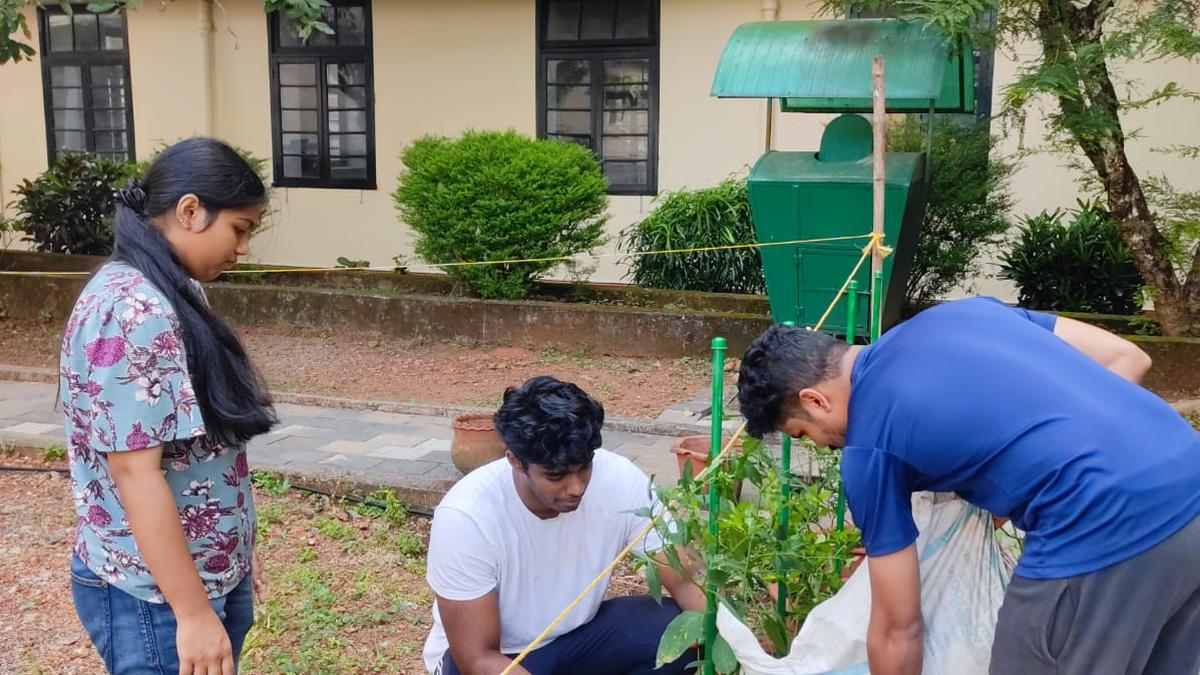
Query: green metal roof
711 19 973 113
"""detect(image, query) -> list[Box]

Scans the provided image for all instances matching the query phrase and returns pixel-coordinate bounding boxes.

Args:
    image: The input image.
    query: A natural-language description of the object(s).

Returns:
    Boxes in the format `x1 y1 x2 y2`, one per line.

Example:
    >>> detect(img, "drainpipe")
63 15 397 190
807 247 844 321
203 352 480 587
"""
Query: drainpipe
762 0 779 151
198 0 216 135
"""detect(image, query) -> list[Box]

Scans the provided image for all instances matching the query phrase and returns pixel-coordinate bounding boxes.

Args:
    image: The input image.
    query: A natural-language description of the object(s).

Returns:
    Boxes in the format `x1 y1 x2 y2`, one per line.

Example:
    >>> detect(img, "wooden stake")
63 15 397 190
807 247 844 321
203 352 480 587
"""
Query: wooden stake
872 56 885 276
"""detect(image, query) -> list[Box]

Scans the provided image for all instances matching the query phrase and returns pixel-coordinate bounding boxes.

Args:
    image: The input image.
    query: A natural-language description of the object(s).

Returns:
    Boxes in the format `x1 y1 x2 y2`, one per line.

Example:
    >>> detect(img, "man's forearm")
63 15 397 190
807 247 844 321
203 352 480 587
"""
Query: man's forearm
867 621 923 675
454 651 530 675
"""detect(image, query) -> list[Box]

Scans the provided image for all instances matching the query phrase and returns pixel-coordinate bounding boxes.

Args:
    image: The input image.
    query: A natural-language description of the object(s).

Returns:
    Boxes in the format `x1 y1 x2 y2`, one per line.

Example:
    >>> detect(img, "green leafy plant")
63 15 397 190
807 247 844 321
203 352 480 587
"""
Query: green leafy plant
393 130 608 299
41 444 66 462
1000 200 1144 315
251 470 292 497
335 256 369 269
888 115 1015 307
645 436 859 667
13 152 140 256
621 178 765 295
360 488 410 527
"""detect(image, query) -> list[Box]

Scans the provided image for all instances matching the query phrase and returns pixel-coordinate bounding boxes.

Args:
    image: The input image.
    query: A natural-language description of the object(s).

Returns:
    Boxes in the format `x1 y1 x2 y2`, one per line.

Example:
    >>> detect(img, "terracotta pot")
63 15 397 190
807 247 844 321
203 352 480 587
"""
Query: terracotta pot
450 413 507 474
670 435 744 500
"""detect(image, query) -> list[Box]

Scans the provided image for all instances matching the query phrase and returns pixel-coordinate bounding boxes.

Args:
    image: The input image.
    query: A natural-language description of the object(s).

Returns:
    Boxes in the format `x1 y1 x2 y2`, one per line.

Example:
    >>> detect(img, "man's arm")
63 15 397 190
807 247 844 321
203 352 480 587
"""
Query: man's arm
655 550 707 612
1053 316 1152 383
866 544 923 675
437 592 530 675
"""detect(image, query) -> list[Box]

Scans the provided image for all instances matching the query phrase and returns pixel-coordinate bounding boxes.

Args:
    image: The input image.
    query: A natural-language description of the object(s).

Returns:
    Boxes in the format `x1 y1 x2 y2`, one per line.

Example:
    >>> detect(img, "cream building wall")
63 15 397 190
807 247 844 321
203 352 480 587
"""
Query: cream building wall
1 0 1197 296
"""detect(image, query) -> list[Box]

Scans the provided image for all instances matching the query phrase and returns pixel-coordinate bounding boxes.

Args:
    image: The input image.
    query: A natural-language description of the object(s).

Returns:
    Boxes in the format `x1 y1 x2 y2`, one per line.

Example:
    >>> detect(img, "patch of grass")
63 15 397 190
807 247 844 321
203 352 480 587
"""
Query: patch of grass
593 382 618 396
1186 411 1200 432
360 489 410 527
313 516 356 542
40 444 66 462
537 345 594 367
251 470 291 497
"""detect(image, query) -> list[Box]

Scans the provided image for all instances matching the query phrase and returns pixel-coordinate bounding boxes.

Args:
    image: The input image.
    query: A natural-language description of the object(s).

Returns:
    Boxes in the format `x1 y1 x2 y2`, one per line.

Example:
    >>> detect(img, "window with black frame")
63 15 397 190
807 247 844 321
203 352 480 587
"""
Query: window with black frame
38 7 134 162
537 0 659 195
268 0 376 189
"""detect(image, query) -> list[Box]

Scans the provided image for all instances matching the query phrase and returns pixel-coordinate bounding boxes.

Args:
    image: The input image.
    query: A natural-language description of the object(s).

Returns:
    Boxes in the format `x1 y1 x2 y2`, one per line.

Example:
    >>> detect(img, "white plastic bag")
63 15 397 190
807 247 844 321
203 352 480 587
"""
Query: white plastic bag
717 493 1014 674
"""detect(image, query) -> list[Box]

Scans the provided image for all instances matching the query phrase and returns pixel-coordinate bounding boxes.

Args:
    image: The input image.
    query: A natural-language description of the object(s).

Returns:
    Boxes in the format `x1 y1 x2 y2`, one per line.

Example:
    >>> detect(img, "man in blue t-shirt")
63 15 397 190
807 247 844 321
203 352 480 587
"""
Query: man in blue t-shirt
737 297 1200 675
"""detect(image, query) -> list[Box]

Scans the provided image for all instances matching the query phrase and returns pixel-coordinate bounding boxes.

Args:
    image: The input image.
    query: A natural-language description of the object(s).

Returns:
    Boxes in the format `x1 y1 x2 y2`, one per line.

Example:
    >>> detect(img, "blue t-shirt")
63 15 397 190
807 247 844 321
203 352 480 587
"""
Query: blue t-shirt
842 297 1200 579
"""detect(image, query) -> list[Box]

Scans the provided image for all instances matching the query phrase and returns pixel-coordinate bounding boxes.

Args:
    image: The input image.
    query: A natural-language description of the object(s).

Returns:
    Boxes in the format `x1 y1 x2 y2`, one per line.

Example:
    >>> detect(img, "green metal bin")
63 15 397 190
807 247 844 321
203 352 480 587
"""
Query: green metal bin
748 114 928 334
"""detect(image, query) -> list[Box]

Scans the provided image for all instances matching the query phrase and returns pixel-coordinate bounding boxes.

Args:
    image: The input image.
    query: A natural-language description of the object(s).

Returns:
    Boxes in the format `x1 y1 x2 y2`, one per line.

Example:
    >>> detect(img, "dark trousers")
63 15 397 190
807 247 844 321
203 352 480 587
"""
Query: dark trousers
440 595 696 675
991 514 1200 674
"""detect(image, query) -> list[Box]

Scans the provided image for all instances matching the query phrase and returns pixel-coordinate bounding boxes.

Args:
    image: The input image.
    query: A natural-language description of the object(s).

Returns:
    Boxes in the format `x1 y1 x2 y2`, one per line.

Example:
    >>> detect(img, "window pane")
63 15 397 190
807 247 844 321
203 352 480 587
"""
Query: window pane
547 110 591 135
48 14 73 52
331 156 368 179
547 59 590 84
548 85 591 109
328 110 367 133
93 109 126 131
92 85 127 109
615 0 650 38
55 130 87 153
95 131 127 153
602 135 647 160
336 6 365 46
73 13 98 51
327 63 366 87
51 65 82 87
548 134 593 150
329 133 367 157
54 109 86 131
99 12 124 50
328 86 367 109
603 160 647 186
603 84 648 109
283 155 320 178
580 0 615 39
308 7 336 46
278 20 303 47
281 133 319 155
280 86 318 108
282 109 319 132
603 109 647 134
547 1 581 40
91 65 124 87
279 63 317 86
52 88 84 108
605 59 648 83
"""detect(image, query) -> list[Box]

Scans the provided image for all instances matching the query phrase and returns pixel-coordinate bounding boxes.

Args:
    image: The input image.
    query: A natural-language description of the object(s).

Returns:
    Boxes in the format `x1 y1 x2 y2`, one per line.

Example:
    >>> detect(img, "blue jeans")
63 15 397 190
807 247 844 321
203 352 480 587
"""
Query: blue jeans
71 555 254 674
440 595 697 675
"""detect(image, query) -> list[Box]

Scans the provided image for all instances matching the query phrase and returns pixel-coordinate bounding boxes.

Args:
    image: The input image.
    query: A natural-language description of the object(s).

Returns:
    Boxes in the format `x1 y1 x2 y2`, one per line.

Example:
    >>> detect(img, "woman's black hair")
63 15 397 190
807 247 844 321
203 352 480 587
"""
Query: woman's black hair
113 137 276 445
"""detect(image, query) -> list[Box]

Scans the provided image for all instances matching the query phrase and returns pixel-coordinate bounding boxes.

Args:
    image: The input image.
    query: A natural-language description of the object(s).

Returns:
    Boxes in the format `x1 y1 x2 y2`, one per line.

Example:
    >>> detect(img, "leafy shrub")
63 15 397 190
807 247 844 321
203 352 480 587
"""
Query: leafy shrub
1000 200 1143 315
645 437 858 661
620 178 764 294
888 115 1015 306
393 130 608 299
14 153 140 256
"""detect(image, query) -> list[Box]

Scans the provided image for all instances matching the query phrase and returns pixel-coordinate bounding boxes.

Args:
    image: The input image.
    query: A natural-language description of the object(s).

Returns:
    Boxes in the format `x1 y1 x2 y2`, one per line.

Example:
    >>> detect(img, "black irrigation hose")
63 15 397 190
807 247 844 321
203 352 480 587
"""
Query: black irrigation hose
0 465 435 518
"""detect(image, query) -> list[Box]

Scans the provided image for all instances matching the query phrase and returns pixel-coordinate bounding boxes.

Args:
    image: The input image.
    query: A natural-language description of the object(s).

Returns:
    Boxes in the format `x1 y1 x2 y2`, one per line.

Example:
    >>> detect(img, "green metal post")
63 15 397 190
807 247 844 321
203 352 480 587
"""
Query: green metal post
703 337 727 675
871 271 884 341
776 321 796 620
833 282 857 576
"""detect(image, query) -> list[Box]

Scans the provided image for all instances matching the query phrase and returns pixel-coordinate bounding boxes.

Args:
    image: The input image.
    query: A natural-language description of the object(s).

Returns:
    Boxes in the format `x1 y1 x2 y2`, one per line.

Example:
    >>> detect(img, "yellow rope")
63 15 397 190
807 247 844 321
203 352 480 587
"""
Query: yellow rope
0 234 874 278
500 233 889 673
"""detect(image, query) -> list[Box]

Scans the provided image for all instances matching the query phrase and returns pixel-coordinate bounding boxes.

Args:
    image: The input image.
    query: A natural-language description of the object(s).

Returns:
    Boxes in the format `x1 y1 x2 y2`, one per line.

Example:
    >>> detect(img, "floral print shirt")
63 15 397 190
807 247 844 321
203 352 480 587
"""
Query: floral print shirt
60 262 255 603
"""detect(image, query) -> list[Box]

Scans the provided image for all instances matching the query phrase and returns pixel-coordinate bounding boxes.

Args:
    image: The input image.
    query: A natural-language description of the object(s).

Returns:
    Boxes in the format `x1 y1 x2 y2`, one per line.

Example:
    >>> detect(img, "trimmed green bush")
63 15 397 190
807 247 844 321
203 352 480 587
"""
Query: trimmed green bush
393 130 609 299
14 153 140 256
620 178 764 295
888 115 1015 306
1000 200 1143 315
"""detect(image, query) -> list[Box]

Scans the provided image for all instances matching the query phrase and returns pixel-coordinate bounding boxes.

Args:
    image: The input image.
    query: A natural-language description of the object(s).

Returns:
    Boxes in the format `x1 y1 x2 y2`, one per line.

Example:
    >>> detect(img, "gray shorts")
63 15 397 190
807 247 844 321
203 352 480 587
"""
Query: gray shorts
990 514 1200 674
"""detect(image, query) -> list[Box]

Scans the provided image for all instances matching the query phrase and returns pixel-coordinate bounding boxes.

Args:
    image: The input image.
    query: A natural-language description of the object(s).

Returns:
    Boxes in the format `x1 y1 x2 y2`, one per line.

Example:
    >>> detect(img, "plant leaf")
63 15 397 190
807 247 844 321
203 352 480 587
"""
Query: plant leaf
713 633 738 674
656 610 704 668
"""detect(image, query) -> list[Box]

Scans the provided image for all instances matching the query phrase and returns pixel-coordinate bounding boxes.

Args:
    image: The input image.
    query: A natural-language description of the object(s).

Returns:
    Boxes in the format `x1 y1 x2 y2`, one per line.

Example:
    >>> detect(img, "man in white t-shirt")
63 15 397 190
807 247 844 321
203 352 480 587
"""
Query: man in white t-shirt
423 376 706 674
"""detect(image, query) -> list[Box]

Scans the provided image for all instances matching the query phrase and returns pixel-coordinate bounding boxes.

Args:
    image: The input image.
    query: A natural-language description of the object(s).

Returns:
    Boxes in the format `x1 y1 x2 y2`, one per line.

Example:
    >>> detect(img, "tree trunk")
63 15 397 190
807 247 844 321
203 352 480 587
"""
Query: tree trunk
1037 1 1200 336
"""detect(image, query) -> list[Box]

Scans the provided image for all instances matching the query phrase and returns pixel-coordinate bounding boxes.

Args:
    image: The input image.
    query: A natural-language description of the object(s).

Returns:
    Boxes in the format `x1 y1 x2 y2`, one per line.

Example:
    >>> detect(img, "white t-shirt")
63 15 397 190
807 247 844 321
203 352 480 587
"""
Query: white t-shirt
422 449 666 673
